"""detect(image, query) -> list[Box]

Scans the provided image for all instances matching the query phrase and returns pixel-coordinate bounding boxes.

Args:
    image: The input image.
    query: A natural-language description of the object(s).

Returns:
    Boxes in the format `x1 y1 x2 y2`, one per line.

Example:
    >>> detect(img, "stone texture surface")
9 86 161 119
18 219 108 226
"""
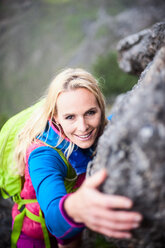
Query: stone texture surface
117 22 165 75
0 196 13 248
88 44 165 248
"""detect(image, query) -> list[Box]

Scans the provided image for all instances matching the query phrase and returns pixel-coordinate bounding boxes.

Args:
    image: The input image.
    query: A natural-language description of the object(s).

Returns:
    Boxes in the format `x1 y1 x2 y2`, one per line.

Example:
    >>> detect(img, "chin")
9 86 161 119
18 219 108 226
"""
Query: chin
77 141 94 149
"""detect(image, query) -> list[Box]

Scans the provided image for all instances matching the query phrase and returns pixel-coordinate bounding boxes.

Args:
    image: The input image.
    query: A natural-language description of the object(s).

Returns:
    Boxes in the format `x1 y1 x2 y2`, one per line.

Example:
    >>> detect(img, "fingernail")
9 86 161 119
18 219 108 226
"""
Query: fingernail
135 215 142 221
125 233 132 239
133 223 139 228
125 201 132 208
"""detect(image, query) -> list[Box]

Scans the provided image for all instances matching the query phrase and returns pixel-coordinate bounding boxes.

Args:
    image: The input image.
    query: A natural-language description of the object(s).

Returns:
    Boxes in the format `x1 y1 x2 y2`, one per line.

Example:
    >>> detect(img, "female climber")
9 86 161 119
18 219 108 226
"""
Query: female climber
13 68 142 248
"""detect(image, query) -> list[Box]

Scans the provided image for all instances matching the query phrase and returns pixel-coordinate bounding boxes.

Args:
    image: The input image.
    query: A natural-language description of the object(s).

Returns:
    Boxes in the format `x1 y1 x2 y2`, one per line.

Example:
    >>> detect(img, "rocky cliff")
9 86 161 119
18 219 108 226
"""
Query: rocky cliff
88 22 165 248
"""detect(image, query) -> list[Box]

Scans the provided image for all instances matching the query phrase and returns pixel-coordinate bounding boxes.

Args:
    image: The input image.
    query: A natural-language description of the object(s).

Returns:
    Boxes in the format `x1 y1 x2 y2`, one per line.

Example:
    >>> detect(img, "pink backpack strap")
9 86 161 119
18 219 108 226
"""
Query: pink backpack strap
25 140 46 165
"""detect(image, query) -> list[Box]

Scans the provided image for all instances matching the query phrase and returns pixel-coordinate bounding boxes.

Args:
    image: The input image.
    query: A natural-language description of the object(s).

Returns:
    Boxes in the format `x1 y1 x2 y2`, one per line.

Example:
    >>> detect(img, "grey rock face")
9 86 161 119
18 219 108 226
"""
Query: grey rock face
88 46 165 248
0 196 13 248
117 22 165 75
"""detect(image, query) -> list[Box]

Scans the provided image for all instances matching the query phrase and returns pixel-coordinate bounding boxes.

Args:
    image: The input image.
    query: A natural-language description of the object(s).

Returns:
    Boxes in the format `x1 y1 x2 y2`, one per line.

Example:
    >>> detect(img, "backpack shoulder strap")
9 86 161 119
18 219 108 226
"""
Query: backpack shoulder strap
35 140 78 193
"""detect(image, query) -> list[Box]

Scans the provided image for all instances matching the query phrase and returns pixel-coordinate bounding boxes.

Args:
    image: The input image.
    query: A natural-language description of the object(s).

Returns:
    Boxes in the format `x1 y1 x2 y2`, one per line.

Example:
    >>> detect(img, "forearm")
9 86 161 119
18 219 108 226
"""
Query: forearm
45 195 84 243
28 147 84 242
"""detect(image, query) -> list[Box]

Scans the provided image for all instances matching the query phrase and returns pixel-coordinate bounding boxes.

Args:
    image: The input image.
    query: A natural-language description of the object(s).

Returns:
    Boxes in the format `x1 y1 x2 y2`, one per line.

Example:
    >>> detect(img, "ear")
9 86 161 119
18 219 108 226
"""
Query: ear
54 112 59 123
53 116 61 129
54 116 63 133
55 118 60 125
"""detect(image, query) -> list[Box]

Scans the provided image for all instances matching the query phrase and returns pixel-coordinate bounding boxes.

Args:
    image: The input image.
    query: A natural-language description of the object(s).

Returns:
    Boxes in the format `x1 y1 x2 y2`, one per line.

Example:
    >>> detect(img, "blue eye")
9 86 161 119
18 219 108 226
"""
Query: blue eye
66 115 74 120
86 110 96 116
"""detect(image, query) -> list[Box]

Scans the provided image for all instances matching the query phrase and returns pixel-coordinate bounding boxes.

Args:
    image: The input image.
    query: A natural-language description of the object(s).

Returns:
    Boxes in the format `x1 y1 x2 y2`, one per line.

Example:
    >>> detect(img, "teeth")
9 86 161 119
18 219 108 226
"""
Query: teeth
76 131 92 140
79 134 90 138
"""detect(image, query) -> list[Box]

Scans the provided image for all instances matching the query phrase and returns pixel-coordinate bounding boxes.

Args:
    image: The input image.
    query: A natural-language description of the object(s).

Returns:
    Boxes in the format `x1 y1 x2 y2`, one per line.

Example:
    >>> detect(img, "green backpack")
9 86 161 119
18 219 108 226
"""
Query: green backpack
0 102 77 248
0 101 43 200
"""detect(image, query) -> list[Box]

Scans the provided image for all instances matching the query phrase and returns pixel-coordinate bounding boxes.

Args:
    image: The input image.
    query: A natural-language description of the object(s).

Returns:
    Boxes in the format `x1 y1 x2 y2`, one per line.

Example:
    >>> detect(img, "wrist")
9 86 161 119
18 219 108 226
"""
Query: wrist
60 194 84 227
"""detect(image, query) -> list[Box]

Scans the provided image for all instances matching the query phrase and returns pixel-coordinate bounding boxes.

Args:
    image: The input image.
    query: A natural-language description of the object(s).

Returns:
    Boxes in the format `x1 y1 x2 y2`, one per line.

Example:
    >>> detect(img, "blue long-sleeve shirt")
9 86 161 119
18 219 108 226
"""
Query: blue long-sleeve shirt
28 115 113 243
28 121 93 243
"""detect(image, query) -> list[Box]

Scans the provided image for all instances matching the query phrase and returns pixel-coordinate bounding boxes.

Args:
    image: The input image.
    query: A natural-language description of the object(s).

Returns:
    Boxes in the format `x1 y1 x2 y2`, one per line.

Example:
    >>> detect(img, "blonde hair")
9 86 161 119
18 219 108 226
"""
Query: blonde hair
15 68 107 176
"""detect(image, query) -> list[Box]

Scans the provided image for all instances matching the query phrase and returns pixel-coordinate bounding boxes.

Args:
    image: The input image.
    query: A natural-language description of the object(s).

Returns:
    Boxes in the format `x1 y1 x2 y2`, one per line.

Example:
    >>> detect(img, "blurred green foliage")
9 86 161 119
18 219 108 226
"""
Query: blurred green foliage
93 51 138 97
94 234 117 248
43 0 71 3
95 24 110 39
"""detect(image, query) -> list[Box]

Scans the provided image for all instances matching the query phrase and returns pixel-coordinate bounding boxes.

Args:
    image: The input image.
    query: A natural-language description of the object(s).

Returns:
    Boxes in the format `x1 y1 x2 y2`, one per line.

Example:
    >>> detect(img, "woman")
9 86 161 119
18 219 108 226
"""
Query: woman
13 68 142 248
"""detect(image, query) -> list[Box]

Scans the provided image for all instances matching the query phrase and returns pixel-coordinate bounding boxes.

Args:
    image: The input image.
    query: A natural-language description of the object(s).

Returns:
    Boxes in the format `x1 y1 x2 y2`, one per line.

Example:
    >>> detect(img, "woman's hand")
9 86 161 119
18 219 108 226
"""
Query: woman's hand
64 169 142 239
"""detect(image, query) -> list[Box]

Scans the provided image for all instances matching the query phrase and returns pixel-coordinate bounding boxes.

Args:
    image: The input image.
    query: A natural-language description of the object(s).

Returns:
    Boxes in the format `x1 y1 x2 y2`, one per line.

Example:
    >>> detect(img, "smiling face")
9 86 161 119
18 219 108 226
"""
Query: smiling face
55 88 102 149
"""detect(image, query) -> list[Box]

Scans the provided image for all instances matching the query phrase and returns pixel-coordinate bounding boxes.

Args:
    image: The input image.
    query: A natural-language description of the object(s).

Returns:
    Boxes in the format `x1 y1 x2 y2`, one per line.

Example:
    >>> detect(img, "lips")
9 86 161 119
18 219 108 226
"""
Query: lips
75 130 93 141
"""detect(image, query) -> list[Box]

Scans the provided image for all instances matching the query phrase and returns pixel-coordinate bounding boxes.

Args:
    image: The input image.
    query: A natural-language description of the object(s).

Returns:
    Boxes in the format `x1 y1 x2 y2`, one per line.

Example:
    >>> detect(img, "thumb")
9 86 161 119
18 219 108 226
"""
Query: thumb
85 168 108 189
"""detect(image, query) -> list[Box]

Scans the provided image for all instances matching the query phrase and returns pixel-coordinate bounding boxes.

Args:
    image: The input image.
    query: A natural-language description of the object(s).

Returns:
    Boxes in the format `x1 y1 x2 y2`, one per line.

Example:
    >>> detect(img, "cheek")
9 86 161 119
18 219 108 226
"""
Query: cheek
92 115 102 128
60 122 74 135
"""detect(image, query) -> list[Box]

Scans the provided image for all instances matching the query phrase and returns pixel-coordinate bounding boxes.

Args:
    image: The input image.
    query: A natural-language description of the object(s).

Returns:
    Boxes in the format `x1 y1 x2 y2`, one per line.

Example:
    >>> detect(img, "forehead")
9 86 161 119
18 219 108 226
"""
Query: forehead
56 88 99 113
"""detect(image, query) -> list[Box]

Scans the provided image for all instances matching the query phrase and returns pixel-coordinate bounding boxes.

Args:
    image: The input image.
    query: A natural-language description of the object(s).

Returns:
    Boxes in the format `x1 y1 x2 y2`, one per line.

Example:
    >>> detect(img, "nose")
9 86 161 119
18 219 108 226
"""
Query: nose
77 117 88 132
